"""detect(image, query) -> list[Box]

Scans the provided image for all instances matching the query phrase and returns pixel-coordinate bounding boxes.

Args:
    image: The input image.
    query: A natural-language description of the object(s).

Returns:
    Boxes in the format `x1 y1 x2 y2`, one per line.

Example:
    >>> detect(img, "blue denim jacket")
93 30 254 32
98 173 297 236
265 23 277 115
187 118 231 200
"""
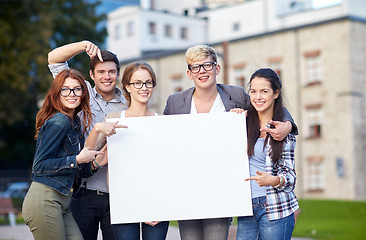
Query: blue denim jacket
32 112 93 195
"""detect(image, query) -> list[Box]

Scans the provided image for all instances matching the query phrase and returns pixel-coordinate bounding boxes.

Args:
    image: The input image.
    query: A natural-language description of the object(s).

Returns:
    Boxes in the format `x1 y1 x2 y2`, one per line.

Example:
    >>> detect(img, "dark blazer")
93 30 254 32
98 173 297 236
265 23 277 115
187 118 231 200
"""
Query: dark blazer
163 84 298 134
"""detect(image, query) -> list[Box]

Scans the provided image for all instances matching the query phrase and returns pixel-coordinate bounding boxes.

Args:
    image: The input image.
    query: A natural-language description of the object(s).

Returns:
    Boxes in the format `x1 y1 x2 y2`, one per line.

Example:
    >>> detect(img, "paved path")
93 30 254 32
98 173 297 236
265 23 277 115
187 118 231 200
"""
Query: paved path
0 224 311 240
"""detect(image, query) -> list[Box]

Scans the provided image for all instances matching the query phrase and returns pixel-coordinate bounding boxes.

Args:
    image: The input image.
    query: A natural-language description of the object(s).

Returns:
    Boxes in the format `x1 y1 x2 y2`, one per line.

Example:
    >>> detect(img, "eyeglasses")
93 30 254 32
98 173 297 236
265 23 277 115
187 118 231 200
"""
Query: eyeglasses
60 87 84 97
188 61 216 73
128 81 155 89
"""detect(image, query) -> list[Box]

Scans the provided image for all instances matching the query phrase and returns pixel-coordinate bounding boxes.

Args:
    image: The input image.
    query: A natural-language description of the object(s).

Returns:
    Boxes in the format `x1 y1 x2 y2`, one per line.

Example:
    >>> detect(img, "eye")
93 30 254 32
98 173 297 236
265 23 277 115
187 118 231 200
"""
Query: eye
134 82 142 87
191 65 199 70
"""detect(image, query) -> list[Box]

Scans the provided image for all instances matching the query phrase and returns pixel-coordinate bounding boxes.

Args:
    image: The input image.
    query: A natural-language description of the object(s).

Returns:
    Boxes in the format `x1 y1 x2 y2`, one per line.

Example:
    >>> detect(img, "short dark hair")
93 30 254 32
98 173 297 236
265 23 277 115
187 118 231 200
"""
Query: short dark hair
89 50 120 73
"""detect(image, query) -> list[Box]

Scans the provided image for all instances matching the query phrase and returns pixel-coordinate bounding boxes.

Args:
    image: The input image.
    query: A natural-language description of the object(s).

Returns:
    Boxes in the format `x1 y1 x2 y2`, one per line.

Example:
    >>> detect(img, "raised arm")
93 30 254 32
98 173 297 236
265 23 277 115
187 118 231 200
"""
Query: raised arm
48 40 102 65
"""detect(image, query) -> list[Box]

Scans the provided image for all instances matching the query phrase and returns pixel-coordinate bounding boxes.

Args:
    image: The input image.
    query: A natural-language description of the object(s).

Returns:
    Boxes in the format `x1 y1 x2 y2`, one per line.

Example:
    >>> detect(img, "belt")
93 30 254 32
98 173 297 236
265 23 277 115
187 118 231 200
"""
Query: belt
81 188 109 196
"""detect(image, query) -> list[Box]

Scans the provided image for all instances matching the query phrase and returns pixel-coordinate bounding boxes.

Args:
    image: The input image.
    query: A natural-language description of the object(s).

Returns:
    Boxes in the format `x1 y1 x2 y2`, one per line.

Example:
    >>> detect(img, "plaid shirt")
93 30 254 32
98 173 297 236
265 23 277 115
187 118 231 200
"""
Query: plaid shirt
265 134 299 220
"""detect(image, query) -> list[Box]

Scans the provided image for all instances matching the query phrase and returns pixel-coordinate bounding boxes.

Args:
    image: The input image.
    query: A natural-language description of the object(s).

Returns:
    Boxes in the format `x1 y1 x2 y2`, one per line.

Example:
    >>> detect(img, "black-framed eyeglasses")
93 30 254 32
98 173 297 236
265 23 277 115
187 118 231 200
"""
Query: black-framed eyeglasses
188 61 216 73
128 81 155 89
60 87 84 97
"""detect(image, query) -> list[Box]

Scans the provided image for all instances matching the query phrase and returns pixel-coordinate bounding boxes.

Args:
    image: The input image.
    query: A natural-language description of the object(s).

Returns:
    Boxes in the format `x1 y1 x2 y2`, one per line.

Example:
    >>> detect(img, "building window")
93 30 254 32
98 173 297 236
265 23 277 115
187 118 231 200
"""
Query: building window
149 22 157 35
180 27 188 40
232 62 246 90
307 157 325 191
304 50 322 85
267 57 282 79
165 24 172 37
127 21 134 36
170 74 184 93
114 24 122 39
233 22 240 32
306 104 322 138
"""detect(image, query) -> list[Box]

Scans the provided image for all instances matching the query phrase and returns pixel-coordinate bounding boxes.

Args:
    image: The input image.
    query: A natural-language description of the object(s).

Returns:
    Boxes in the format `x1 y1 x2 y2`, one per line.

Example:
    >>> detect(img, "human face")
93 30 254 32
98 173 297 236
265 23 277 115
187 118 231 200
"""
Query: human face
187 57 220 90
249 77 279 115
60 77 82 113
90 61 118 99
125 69 154 105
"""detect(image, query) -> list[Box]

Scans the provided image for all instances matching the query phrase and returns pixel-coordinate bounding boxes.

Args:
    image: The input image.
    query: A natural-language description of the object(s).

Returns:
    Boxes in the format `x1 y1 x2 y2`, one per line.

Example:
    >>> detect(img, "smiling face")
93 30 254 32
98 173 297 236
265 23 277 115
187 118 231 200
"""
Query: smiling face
249 77 279 116
187 56 220 91
90 61 118 100
60 77 82 114
125 69 154 105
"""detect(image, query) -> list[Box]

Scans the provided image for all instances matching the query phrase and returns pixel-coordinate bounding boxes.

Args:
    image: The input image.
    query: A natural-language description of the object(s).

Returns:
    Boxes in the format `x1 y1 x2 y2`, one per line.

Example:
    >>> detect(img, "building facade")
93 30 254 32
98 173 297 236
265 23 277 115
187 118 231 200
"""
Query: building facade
110 0 366 200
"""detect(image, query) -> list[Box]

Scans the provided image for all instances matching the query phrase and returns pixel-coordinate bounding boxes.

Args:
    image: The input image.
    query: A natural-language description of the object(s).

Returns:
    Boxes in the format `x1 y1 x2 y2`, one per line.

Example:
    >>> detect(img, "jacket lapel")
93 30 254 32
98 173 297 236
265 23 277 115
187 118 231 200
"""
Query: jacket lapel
181 88 195 114
217 85 235 112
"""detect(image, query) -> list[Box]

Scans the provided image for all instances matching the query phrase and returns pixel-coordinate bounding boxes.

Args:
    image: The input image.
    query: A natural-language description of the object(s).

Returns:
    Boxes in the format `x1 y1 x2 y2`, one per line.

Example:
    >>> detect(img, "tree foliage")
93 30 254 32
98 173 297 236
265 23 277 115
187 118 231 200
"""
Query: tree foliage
0 0 106 169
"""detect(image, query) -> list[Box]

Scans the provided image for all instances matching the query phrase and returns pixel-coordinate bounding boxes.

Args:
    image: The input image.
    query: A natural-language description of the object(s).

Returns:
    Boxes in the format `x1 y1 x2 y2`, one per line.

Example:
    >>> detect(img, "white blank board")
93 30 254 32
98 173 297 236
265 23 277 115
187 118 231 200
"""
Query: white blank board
107 112 252 224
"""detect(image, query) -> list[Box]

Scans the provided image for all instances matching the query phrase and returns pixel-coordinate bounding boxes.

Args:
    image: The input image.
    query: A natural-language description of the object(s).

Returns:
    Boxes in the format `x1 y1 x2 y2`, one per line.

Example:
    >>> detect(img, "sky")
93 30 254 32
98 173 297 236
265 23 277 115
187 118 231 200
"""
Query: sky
96 0 139 14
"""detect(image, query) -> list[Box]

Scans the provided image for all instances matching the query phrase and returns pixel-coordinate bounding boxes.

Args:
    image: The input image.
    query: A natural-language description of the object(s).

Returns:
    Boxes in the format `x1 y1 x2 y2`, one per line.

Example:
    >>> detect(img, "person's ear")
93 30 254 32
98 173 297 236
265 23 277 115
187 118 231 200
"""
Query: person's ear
125 84 132 93
187 69 194 80
215 64 221 76
274 89 280 99
90 70 95 81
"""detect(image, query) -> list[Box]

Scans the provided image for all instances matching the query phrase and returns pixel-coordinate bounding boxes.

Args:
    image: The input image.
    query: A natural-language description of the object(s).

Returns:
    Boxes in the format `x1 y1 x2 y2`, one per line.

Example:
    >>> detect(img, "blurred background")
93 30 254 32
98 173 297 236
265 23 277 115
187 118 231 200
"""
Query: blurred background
1 0 366 238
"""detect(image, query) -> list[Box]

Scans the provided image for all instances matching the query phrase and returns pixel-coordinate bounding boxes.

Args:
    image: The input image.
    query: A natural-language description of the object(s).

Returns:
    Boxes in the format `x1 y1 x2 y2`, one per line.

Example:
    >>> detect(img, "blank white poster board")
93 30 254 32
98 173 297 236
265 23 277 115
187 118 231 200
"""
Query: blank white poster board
107 112 252 224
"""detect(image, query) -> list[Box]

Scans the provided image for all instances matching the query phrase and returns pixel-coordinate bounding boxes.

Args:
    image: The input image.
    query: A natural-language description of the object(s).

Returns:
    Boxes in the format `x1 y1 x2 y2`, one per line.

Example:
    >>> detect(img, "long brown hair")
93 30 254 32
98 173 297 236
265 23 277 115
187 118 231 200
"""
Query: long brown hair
121 61 157 106
35 69 92 139
246 68 284 163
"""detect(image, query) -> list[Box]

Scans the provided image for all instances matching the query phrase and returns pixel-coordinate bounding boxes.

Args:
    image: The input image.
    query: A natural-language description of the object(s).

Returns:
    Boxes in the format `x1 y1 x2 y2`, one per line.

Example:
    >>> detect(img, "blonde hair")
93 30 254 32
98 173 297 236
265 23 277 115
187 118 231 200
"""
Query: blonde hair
185 44 217 65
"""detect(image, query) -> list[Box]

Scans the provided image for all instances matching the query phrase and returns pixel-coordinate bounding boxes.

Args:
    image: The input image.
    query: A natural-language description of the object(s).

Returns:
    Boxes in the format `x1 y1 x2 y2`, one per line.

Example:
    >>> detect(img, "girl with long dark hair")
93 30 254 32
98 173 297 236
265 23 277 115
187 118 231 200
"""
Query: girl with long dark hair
234 68 299 240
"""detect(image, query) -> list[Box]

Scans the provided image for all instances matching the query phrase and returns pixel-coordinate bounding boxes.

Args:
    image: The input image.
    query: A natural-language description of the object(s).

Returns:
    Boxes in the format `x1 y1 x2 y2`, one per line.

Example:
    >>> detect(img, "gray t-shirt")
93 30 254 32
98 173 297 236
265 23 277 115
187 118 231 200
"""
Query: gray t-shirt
48 62 127 192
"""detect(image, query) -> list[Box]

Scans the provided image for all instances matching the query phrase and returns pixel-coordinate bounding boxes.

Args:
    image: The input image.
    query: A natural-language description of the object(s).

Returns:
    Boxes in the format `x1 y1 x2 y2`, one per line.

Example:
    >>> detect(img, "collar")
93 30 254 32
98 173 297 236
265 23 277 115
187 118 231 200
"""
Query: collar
91 86 127 104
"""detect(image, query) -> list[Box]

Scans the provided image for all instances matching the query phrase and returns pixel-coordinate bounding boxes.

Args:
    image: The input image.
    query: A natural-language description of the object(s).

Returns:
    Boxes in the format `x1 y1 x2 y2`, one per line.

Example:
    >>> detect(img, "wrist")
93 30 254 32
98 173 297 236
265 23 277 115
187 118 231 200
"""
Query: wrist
93 158 102 168
274 176 285 188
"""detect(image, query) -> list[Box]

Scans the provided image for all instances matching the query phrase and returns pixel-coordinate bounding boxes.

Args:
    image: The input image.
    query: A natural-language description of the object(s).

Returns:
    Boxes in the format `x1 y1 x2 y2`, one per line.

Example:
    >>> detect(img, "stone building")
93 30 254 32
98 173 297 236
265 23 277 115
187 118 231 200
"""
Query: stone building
110 0 366 200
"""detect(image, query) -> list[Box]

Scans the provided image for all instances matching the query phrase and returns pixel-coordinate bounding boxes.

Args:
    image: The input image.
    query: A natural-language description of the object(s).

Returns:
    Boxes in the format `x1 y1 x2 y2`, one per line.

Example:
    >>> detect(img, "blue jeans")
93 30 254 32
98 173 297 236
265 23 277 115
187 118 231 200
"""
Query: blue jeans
70 188 115 240
112 221 169 240
237 197 295 240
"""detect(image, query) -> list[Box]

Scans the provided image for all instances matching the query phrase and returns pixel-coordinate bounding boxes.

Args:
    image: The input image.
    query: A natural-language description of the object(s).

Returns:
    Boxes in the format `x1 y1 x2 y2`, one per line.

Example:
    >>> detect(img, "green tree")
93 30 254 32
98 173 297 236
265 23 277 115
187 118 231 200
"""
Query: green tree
0 0 106 169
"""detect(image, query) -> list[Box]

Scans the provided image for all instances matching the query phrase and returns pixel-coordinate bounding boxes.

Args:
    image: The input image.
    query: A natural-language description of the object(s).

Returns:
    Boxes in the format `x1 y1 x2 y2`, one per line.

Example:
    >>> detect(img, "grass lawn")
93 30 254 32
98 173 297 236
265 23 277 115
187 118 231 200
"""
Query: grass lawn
170 199 366 240
293 199 366 240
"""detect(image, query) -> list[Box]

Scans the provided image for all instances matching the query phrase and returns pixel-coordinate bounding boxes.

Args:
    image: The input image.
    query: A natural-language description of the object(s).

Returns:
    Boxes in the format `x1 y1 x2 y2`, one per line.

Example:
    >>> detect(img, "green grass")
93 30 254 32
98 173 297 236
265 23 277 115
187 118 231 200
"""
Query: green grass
292 199 366 240
171 199 366 240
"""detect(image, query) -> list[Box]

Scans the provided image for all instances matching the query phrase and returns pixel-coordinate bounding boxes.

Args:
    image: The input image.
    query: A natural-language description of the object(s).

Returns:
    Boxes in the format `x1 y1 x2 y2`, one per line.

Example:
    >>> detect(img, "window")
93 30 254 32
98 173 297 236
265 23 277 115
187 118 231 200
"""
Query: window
165 24 172 37
127 21 134 36
307 157 325 191
304 50 322 85
180 27 188 40
149 22 157 35
233 22 240 32
267 57 282 79
232 63 246 90
114 24 122 39
170 74 184 93
306 104 322 138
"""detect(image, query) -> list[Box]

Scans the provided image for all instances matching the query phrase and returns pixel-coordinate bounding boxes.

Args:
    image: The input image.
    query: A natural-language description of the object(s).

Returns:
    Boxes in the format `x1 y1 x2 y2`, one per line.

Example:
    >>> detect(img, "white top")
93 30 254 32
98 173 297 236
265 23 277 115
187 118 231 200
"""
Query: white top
120 111 158 118
190 93 226 114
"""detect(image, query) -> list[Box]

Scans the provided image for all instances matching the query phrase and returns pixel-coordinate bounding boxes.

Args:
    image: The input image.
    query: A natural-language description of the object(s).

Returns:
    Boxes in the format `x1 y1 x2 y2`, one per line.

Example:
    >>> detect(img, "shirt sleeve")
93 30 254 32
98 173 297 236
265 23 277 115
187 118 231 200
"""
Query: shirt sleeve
48 62 69 79
275 134 297 192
